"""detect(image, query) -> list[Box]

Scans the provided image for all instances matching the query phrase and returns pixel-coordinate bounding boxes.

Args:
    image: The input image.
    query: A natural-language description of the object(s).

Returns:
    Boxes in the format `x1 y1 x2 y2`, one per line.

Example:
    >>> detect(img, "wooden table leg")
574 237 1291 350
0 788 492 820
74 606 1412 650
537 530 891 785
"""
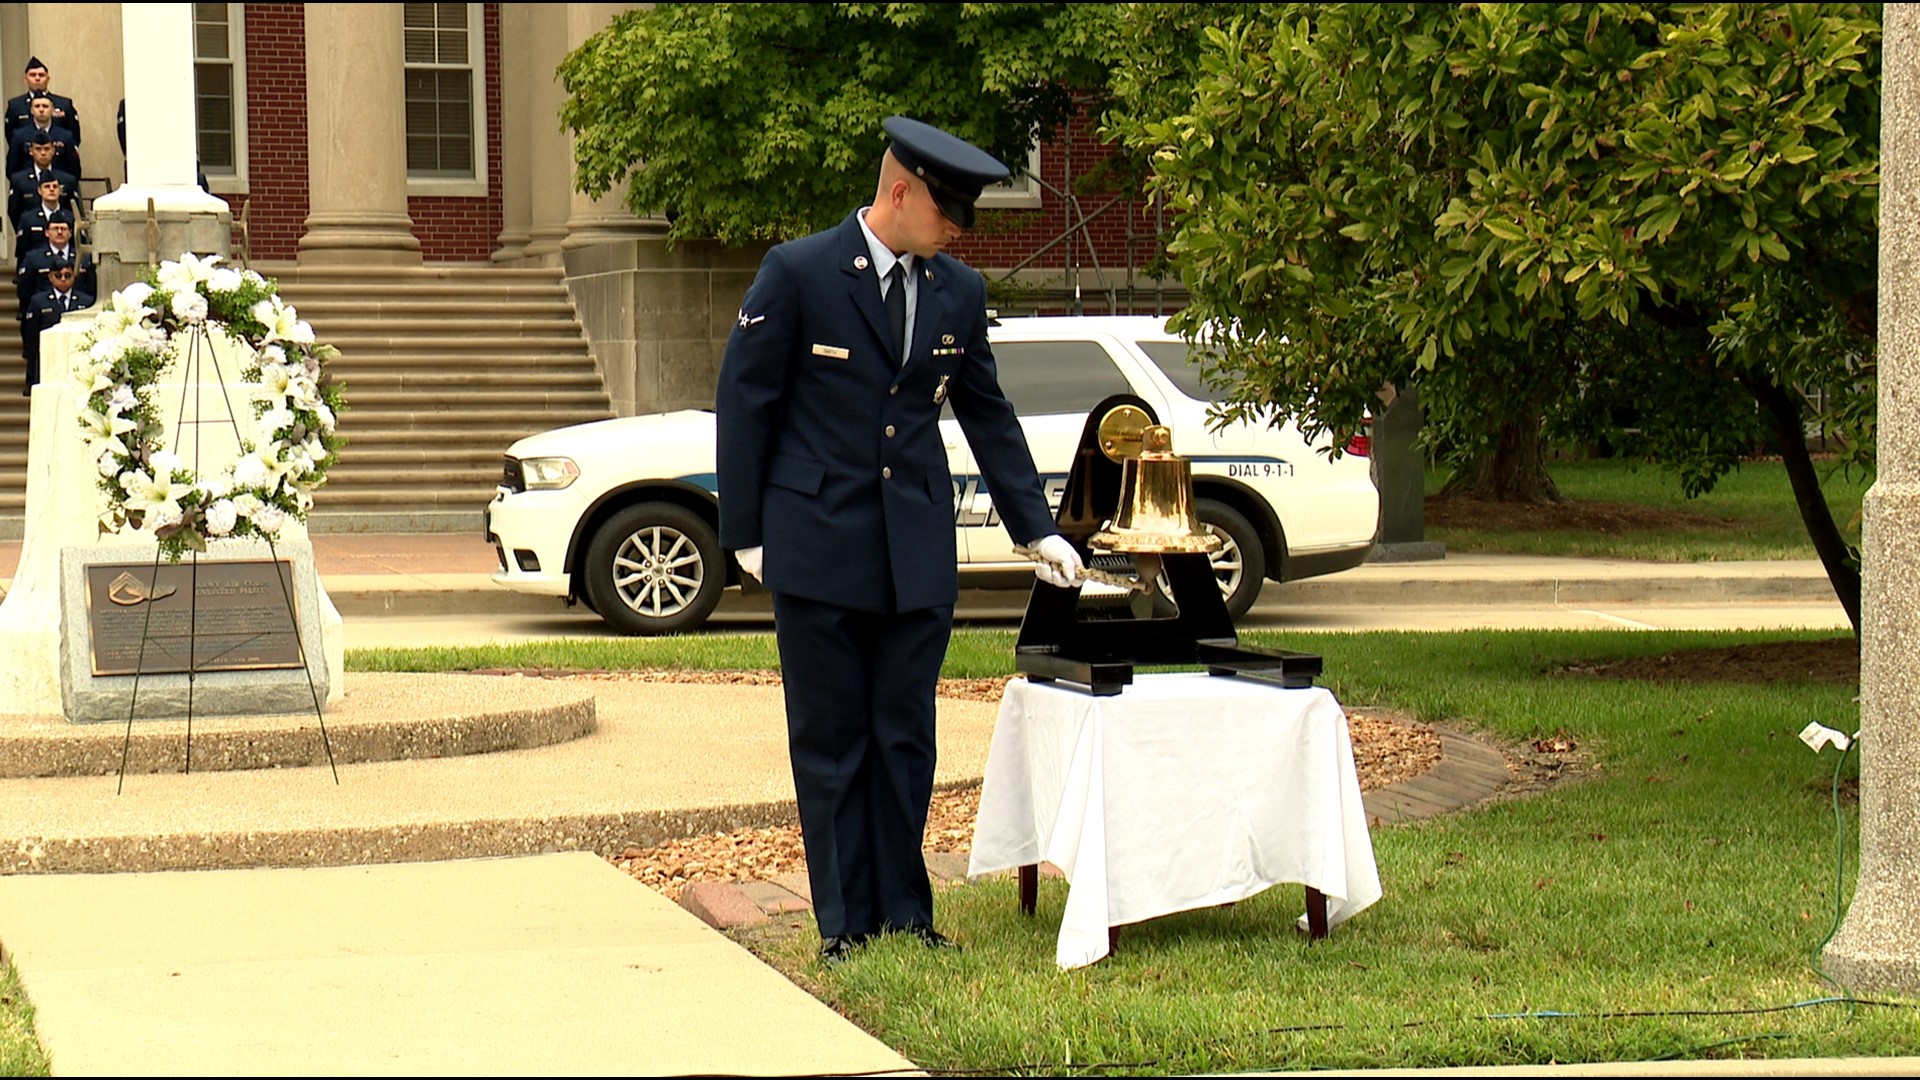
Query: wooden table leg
1305 886 1329 940
1019 864 1038 916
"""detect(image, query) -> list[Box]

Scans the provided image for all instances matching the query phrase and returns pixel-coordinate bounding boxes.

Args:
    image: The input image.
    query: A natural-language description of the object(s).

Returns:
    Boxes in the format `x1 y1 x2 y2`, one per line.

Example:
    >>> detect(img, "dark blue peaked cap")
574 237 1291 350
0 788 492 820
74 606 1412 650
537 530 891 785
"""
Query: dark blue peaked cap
883 116 1009 230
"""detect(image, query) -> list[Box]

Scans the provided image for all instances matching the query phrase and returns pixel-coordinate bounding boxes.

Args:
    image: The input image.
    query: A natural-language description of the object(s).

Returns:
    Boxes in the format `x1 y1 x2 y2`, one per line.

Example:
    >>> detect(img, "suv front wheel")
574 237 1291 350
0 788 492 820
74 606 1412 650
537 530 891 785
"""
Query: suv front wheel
582 502 725 635
1195 498 1267 620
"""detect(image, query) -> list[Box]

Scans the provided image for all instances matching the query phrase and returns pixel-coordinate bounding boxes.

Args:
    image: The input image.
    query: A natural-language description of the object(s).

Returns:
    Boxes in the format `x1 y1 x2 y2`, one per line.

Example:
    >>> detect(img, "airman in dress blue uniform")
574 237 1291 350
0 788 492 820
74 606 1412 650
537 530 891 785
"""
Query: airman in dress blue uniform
716 117 1084 963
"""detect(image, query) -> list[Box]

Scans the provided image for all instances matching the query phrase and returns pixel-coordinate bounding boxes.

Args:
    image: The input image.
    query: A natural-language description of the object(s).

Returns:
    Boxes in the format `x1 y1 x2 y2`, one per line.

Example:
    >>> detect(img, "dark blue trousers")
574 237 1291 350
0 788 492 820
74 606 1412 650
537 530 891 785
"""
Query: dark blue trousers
771 592 953 938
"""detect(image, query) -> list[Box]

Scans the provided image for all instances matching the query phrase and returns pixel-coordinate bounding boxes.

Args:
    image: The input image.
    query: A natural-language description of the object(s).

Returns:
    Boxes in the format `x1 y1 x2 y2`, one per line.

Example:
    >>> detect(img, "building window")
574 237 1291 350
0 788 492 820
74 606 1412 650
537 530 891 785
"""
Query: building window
976 145 1042 211
404 2 480 180
193 2 246 181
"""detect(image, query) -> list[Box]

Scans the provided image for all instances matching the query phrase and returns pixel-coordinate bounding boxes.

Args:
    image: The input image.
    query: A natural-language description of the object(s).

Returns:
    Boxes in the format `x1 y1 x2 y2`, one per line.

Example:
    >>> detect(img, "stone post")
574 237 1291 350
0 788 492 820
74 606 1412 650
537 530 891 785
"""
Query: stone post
297 2 422 265
88 3 231 296
1821 3 1920 993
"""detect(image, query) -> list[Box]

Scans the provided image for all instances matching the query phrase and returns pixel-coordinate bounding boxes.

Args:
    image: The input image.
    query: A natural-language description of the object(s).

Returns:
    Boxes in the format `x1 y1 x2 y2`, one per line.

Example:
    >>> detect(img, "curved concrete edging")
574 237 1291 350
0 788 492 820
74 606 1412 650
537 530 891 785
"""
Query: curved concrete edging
0 672 596 777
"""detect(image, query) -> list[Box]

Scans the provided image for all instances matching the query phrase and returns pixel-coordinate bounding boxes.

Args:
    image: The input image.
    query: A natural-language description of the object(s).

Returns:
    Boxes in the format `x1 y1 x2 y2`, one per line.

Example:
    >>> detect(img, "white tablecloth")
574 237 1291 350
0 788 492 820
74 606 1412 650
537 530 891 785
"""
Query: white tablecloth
968 672 1383 968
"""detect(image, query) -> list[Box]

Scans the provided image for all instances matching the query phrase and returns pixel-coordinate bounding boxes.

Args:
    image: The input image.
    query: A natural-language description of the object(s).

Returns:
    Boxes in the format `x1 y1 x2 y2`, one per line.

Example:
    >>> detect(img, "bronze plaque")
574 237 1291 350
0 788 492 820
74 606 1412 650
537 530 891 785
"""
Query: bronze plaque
85 560 305 677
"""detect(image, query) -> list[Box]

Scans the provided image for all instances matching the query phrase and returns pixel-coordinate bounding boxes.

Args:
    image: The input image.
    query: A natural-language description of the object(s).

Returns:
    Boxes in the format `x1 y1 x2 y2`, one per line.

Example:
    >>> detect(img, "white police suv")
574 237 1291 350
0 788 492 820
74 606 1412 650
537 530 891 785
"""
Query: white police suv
486 315 1380 635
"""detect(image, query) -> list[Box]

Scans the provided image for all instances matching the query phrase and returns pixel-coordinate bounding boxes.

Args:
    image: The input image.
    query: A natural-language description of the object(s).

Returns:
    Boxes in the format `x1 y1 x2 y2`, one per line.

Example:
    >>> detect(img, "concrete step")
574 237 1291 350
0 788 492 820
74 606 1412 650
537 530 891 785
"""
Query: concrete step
294 300 578 318
334 451 505 470
327 463 502 485
335 409 608 430
347 390 611 409
325 354 600 371
343 371 605 389
319 316 586 335
312 486 500 507
324 335 591 353
327 427 547 446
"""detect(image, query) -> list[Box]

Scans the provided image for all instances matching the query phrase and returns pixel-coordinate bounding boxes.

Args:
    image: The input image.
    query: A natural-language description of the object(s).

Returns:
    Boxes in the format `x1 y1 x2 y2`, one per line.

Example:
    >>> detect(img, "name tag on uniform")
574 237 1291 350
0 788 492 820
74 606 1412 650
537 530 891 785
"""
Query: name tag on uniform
811 343 851 360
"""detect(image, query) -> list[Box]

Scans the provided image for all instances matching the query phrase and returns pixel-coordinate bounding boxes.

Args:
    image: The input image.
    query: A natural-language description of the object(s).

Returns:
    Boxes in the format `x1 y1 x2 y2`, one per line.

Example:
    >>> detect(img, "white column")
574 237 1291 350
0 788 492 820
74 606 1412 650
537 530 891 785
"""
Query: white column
88 3 231 294
94 4 223 207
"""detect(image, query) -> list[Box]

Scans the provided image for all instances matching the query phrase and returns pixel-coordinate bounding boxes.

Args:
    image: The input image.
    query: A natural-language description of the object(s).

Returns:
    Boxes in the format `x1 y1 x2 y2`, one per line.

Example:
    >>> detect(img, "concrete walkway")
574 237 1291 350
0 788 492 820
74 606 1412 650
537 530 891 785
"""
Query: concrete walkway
0 536 1879 1075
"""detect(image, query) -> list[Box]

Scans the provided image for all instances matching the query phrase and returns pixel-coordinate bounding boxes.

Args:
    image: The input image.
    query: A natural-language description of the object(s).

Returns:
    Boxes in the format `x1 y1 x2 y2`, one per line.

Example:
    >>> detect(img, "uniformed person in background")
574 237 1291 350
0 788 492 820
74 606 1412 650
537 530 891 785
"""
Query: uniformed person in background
7 93 80 178
8 129 75 225
4 57 80 148
22 256 92 395
715 116 1084 964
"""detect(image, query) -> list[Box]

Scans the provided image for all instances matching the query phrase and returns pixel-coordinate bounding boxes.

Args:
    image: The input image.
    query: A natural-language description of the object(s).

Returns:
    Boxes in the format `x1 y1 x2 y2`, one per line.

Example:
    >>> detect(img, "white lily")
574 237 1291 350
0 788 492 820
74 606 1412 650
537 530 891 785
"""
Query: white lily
157 253 221 296
252 298 314 346
289 375 321 409
79 407 137 459
256 363 295 403
119 467 185 527
232 453 272 490
313 402 336 432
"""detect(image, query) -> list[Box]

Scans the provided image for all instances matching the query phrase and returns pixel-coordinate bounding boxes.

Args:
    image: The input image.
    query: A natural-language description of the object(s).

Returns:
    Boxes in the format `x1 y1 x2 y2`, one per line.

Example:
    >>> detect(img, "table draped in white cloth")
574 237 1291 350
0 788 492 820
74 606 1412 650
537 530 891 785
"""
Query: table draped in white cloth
967 672 1383 969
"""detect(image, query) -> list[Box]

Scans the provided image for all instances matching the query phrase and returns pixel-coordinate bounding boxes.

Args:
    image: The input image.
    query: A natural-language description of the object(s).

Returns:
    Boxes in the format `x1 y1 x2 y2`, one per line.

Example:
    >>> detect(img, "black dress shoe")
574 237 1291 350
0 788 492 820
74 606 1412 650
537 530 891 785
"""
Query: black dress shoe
819 934 868 965
902 925 962 952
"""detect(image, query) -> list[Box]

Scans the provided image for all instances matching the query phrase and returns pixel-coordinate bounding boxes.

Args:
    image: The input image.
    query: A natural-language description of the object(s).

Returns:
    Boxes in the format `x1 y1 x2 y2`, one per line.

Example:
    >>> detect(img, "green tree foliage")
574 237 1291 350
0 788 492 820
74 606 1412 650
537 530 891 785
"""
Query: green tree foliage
1106 3 1879 628
559 3 1118 245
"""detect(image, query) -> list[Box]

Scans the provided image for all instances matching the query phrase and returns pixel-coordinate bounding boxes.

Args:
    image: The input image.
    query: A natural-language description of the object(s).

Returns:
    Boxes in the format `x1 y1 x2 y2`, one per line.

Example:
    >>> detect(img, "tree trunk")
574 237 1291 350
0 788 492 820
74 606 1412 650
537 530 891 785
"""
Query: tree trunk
1741 370 1864 636
1438 415 1566 504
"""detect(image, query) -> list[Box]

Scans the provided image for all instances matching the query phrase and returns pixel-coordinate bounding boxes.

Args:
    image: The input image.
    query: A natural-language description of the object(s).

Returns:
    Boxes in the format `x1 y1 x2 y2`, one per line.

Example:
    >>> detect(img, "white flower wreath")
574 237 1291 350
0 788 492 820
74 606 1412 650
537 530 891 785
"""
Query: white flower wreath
75 254 347 559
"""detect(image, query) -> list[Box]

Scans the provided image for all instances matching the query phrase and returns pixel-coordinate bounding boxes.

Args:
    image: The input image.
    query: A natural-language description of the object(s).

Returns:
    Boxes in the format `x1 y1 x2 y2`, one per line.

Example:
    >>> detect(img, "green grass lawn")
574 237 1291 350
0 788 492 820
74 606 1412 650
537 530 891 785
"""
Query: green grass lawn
11 628 1904 1073
742 627 1905 1073
1426 457 1875 561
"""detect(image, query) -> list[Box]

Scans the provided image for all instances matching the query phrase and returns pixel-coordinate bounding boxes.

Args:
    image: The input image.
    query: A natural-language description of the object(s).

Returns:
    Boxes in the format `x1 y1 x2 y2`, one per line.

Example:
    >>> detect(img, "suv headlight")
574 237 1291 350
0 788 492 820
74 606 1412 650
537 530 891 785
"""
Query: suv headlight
520 456 581 490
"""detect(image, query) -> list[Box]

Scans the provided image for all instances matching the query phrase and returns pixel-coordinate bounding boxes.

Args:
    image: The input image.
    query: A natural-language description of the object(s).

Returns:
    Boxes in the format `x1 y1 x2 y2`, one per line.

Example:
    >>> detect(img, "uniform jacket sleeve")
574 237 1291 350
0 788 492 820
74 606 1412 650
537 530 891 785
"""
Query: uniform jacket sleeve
714 246 799 551
944 267 1057 548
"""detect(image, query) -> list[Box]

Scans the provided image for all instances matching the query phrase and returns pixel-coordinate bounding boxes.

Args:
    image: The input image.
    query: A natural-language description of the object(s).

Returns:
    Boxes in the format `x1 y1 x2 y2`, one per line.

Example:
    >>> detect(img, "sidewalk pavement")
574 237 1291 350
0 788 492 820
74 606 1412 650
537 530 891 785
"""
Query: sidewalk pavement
0 535 1880 1075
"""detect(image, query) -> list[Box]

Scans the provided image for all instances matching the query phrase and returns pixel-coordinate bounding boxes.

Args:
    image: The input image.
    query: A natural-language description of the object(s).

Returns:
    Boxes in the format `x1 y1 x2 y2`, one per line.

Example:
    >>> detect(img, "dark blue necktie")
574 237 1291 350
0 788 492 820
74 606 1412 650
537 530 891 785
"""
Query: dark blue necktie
886 262 906 361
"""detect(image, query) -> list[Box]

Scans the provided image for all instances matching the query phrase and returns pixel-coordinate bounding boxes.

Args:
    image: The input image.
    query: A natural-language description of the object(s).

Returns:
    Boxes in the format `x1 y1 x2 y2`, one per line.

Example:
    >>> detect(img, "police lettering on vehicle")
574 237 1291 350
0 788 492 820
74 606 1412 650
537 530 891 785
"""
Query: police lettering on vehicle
949 474 1068 527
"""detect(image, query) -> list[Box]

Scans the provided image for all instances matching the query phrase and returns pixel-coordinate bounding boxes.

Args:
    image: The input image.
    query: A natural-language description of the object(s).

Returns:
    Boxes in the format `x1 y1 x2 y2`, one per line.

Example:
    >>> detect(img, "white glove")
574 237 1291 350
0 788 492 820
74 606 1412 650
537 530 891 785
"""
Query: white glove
1030 534 1084 589
734 546 764 582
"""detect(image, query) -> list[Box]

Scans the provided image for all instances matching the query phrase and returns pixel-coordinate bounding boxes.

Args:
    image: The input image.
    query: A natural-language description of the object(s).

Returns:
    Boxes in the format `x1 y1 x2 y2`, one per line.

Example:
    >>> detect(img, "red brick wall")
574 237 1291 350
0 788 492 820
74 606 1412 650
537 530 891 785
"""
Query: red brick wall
949 108 1165 280
241 4 308 262
406 2 504 262
242 3 503 263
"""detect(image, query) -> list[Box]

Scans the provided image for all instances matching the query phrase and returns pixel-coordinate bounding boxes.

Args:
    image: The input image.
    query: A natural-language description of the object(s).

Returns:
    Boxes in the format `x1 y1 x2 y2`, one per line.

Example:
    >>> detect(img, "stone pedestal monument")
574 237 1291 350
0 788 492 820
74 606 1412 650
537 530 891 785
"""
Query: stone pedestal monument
0 319 346 720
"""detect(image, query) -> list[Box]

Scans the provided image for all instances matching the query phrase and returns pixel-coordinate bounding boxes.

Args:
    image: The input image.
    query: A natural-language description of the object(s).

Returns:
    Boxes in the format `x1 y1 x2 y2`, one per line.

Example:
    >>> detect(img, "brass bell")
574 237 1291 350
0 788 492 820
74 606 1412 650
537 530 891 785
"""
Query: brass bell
1089 421 1222 554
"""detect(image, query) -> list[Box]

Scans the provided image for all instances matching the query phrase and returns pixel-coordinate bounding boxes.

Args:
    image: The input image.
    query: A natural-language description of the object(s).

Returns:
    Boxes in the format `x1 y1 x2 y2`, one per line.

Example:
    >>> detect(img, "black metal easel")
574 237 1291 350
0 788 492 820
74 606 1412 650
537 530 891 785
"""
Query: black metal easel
115 320 337 791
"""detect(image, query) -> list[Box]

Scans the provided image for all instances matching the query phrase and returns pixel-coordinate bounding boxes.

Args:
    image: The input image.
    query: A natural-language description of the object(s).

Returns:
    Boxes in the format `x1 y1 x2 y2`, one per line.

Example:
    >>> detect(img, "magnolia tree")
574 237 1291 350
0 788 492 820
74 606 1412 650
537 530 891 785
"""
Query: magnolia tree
1107 3 1880 630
